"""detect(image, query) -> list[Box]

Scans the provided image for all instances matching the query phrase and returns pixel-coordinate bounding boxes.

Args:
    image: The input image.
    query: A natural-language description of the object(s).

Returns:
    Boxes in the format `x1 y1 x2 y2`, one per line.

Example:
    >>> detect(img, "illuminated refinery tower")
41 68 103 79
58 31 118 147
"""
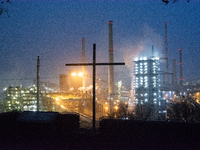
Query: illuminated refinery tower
108 21 114 97
134 57 161 105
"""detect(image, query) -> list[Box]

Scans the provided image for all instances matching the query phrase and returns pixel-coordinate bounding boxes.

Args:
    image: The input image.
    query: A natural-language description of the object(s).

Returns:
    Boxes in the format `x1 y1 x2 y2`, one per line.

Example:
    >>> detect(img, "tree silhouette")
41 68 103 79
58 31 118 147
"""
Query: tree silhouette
135 102 160 121
116 101 128 118
162 0 190 5
0 0 11 16
168 97 200 122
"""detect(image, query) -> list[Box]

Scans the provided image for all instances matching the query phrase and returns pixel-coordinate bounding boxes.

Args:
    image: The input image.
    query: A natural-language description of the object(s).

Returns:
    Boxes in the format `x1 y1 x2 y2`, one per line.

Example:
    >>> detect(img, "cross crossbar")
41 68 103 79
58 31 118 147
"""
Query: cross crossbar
66 63 125 66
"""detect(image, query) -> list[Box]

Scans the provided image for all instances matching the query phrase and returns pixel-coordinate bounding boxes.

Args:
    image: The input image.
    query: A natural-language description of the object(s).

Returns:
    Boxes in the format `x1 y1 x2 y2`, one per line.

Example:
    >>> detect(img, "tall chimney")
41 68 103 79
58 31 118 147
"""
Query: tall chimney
172 59 177 85
108 21 114 97
165 22 169 84
37 55 40 111
82 38 86 93
179 48 183 86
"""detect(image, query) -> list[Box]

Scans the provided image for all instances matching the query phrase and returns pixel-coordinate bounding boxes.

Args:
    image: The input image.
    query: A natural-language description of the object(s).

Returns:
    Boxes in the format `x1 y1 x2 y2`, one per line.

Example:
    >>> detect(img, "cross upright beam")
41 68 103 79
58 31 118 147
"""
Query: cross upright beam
66 43 125 131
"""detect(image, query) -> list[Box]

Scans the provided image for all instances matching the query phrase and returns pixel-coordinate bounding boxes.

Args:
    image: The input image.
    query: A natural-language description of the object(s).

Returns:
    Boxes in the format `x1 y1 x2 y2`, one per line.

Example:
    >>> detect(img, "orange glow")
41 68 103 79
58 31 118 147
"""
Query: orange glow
71 73 76 76
71 72 83 76
78 72 83 76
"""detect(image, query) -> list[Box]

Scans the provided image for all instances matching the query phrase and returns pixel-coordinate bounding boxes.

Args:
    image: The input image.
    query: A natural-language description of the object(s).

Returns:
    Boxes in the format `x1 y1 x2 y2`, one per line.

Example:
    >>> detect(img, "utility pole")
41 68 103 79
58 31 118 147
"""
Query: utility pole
65 44 125 132
37 55 40 111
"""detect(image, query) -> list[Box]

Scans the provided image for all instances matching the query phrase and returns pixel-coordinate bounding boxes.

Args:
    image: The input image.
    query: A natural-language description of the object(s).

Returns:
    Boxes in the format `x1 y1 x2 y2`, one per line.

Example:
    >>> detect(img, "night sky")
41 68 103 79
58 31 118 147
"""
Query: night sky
0 0 200 92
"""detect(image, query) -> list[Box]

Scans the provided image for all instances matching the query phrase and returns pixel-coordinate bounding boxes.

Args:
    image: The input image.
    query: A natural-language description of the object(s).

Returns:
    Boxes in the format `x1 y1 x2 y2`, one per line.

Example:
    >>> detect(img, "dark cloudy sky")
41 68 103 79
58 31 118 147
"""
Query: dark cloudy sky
0 0 200 91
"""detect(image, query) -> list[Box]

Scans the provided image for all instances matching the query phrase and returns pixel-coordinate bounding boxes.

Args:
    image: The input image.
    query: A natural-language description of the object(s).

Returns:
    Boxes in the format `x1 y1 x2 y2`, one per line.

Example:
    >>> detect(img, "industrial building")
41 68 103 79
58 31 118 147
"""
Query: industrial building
134 57 166 119
60 74 69 92
3 85 55 112
131 22 189 120
134 57 160 104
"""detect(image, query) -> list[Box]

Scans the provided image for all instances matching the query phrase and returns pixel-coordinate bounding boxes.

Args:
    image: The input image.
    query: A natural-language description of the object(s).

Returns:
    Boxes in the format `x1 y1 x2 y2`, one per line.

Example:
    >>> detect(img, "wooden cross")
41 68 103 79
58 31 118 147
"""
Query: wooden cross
66 44 125 131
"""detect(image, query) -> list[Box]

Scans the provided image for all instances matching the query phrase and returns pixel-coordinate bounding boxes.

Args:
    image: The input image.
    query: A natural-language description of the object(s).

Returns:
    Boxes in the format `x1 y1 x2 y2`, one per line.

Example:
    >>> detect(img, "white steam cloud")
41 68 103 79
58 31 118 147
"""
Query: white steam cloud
122 24 164 98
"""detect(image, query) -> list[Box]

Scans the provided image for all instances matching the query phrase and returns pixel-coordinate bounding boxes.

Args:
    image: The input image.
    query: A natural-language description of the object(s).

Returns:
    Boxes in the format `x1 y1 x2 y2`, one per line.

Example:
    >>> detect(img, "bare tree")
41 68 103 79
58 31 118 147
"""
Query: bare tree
117 101 128 118
0 0 11 16
162 0 190 5
134 102 160 121
167 97 200 122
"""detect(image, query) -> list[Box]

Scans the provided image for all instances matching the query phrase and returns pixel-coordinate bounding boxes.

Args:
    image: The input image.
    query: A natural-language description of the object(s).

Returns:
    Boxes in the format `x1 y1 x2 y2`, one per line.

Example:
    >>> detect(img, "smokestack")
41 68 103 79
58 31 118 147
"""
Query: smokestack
152 45 154 57
108 21 114 97
172 59 177 85
165 22 169 84
82 38 86 93
179 48 183 86
37 55 40 111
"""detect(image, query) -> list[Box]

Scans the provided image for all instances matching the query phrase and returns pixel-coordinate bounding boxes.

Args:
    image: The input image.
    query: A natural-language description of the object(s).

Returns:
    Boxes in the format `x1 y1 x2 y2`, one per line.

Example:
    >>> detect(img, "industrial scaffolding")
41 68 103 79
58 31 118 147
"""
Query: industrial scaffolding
133 57 165 120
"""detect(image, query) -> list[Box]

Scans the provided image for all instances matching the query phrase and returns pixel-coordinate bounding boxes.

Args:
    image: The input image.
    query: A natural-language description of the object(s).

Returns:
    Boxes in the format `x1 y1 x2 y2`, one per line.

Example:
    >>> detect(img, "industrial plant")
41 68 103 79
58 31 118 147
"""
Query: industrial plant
134 56 163 120
1 21 200 125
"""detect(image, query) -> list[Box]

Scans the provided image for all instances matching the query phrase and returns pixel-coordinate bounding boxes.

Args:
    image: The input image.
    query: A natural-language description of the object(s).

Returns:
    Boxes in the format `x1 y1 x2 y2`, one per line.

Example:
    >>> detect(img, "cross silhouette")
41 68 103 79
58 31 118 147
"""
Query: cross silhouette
66 43 125 131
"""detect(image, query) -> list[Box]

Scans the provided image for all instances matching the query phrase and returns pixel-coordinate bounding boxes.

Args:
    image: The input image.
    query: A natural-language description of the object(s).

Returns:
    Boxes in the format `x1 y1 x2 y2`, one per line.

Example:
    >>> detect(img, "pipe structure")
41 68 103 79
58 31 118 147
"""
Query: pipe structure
179 48 183 86
172 59 177 85
82 38 86 93
165 22 169 84
108 21 114 98
37 55 40 111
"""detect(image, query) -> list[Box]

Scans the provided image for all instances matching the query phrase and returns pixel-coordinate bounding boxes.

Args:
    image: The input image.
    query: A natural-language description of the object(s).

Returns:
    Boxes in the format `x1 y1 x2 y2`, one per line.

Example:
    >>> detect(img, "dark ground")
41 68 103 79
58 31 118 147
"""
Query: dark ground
0 112 200 150
0 129 199 150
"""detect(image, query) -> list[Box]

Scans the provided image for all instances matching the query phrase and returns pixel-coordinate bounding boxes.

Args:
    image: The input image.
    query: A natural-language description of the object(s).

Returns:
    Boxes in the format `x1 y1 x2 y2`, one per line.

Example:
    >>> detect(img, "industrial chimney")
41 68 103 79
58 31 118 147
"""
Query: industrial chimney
82 38 86 93
108 21 114 97
172 59 177 85
179 48 183 86
37 55 40 111
165 22 169 84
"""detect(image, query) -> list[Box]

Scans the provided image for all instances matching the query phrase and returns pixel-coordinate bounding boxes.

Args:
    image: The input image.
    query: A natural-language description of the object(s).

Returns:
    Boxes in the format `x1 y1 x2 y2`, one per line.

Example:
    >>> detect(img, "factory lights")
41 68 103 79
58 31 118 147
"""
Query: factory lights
71 72 83 76
134 57 160 105
71 72 76 76
78 72 83 76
